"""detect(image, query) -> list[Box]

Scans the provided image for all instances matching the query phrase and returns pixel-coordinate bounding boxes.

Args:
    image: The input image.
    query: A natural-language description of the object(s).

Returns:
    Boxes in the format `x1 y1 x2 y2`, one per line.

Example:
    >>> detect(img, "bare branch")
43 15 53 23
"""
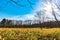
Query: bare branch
27 0 35 5
52 8 58 21
10 0 26 7
54 2 60 10
27 0 35 9
8 0 35 9
46 17 51 19
56 13 60 17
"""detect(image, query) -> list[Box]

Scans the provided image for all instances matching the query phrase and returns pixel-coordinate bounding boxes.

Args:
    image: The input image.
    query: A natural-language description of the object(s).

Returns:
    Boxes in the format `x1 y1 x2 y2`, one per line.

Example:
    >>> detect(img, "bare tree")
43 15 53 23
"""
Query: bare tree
49 0 58 21
35 10 45 23
47 0 60 22
36 0 60 22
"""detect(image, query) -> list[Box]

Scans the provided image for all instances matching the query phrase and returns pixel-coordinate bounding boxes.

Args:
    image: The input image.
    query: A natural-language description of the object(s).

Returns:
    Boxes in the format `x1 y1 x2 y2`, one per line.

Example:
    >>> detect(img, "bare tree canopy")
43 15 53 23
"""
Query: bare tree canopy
35 0 60 23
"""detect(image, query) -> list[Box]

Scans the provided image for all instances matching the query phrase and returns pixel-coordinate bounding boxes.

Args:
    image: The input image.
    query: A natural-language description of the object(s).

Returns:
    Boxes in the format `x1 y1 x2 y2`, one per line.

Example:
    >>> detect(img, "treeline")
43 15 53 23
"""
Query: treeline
0 18 60 28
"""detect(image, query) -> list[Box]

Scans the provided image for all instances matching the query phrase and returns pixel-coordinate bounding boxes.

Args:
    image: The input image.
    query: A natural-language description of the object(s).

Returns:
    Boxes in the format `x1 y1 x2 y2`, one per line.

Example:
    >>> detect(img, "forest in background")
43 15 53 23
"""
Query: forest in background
0 18 60 28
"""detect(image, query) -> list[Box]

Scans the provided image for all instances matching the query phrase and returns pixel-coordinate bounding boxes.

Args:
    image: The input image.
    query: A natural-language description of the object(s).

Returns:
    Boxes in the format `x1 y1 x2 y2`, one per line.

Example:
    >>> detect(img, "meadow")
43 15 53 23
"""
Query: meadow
0 28 60 40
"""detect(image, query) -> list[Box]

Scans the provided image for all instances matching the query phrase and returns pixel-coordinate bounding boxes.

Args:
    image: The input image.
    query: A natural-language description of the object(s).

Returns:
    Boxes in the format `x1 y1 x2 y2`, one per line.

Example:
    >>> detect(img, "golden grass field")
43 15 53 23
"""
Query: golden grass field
0 28 60 40
0 28 60 34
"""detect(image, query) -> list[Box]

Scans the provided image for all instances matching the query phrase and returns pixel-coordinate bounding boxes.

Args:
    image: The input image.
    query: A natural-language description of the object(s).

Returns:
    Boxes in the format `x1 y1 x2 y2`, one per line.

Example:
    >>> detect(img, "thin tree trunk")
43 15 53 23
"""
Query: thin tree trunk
50 0 58 22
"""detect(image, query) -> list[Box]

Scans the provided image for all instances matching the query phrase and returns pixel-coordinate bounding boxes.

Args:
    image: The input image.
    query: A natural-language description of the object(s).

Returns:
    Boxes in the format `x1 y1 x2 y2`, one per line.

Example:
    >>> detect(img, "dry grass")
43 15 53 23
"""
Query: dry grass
0 28 60 35
0 28 59 40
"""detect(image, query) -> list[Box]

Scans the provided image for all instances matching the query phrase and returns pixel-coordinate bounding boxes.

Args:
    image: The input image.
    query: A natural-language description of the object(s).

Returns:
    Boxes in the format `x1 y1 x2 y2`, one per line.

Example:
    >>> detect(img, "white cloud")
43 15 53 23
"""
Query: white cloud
20 14 36 20
6 13 37 21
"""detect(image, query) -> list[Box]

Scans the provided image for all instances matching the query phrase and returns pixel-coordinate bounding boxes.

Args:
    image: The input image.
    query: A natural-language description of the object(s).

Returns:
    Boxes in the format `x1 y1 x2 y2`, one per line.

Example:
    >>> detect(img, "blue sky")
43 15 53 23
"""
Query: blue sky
0 0 47 21
0 0 60 21
0 0 39 20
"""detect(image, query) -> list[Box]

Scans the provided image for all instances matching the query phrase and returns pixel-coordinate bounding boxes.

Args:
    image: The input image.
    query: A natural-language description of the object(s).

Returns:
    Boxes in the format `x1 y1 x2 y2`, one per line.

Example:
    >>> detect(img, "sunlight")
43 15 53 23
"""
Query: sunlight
43 1 58 14
43 2 52 13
